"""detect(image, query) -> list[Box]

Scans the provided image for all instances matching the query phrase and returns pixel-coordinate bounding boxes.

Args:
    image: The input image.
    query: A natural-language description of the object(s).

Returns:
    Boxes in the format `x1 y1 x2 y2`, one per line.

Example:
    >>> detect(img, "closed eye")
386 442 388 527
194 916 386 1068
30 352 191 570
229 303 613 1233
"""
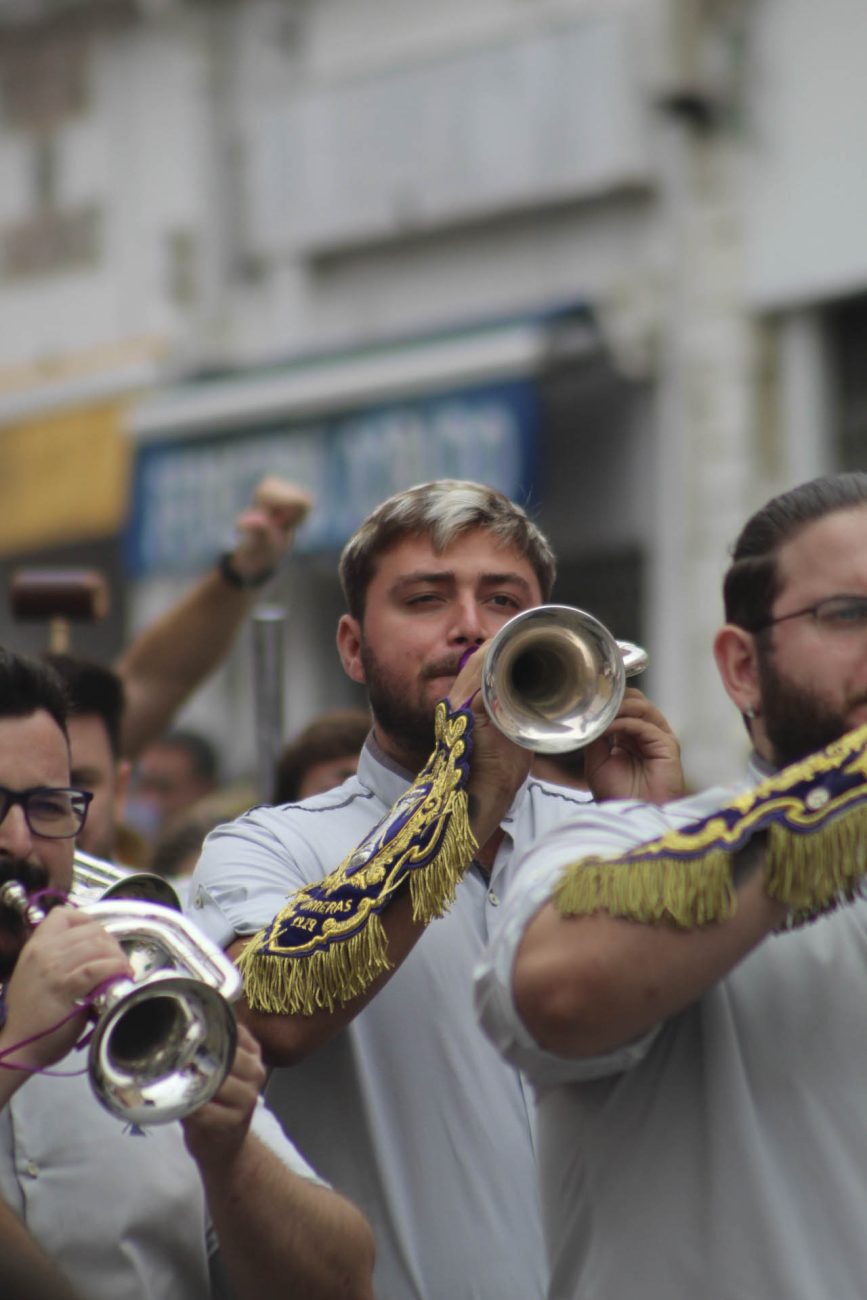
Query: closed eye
28 795 71 821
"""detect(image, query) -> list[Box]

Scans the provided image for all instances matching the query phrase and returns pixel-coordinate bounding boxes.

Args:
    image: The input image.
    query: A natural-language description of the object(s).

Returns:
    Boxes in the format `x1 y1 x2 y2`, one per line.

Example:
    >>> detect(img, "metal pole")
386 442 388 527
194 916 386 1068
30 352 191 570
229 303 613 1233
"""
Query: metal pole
251 604 286 804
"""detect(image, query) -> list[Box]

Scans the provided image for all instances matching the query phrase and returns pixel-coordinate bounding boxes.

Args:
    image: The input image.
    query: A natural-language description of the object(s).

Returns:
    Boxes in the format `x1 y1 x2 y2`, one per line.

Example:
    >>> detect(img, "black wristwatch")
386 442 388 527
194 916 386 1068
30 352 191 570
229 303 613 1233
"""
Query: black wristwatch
217 551 276 589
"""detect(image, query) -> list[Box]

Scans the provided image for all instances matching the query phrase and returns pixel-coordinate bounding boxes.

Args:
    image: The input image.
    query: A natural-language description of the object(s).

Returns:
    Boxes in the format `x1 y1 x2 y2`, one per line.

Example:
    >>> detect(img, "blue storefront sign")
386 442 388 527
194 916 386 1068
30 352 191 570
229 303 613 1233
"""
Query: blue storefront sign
124 378 539 577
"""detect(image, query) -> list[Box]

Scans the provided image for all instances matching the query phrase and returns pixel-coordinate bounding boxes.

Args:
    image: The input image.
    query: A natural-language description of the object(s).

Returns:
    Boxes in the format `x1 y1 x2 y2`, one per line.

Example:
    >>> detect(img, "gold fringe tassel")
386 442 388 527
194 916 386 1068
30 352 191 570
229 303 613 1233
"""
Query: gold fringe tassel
553 848 737 927
238 701 479 1015
238 791 477 1015
408 786 476 924
554 803 867 930
765 805 867 926
238 914 391 1016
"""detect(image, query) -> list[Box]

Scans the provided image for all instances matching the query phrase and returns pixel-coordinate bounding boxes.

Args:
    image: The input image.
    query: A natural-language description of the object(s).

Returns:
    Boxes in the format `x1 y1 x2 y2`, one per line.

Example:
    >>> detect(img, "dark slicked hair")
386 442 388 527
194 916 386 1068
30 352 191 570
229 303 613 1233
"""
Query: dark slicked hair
43 654 125 758
0 647 68 737
723 472 867 631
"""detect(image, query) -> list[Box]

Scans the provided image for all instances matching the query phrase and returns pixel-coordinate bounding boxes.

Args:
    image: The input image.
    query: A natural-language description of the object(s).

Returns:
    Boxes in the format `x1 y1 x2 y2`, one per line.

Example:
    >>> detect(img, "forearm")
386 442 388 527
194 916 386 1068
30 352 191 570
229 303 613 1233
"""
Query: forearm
201 1136 375 1300
0 1062 26 1112
514 843 786 1058
117 477 311 759
117 571 253 758
231 889 427 1064
0 1198 86 1300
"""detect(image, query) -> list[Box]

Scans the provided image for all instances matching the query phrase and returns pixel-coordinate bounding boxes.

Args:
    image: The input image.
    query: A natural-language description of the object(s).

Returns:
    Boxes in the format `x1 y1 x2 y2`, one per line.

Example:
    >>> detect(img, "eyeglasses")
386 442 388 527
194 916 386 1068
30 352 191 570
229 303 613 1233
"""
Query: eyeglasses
751 594 867 634
0 786 93 839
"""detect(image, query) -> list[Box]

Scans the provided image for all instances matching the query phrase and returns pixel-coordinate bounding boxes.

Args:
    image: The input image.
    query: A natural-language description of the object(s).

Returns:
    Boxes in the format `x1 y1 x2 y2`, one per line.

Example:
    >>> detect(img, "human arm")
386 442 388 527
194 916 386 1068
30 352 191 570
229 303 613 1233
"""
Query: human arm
182 1024 375 1300
513 839 784 1059
229 892 422 1064
117 477 313 759
582 687 685 805
0 907 133 1110
481 726 867 1068
0 1197 87 1300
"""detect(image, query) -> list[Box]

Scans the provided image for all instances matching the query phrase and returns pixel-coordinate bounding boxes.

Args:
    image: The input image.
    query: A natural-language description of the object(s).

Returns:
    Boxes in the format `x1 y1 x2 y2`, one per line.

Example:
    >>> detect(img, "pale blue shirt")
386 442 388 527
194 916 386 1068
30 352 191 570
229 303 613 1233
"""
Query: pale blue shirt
190 736 592 1300
475 761 867 1299
0 1071 323 1300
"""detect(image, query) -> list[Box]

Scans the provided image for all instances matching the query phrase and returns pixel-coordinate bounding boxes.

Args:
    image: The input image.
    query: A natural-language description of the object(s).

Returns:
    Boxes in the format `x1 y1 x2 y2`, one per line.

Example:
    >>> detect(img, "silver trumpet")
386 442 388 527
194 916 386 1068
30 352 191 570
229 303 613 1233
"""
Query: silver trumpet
0 867 241 1128
481 604 649 753
73 848 182 912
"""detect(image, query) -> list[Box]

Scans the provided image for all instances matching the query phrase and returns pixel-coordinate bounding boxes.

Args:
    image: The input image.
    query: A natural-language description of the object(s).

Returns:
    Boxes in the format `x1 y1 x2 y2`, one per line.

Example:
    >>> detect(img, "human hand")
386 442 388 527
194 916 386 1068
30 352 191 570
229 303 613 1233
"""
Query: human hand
181 1023 266 1172
582 688 684 805
228 476 314 583
448 646 532 846
0 907 132 1075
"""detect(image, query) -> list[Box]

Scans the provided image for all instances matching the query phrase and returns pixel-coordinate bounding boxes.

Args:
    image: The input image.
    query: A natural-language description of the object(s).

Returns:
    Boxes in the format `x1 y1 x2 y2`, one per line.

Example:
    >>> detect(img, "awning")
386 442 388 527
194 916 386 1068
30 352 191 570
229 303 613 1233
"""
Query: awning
130 306 597 441
0 402 132 556
124 306 598 578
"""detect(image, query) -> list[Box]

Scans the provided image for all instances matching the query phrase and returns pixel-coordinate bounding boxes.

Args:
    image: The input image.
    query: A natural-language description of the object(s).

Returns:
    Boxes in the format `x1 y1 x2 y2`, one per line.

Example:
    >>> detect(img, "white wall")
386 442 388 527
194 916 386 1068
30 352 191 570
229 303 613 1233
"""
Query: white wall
9 0 852 791
746 0 867 308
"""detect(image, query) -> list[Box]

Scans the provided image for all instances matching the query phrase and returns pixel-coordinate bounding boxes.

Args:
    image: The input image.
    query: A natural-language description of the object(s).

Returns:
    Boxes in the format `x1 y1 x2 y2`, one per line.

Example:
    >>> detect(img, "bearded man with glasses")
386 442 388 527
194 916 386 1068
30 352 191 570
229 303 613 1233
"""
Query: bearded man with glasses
477 470 867 1300
0 648 374 1300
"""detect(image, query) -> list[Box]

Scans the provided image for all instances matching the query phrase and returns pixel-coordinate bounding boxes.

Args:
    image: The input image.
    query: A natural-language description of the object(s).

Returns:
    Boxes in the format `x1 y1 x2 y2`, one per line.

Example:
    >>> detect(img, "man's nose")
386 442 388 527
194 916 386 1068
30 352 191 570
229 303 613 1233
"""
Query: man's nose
0 803 34 858
449 596 486 645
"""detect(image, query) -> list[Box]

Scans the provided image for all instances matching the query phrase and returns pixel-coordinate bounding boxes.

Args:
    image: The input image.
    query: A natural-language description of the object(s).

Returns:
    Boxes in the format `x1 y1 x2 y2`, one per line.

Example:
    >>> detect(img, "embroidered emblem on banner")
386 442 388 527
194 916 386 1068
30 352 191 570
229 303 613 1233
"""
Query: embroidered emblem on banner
554 722 867 930
238 700 477 1014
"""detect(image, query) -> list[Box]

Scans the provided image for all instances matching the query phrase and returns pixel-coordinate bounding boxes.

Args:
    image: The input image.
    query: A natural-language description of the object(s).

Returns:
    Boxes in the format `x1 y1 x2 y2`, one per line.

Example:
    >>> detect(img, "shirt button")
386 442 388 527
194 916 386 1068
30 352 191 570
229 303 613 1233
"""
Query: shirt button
24 1160 39 1178
487 890 500 907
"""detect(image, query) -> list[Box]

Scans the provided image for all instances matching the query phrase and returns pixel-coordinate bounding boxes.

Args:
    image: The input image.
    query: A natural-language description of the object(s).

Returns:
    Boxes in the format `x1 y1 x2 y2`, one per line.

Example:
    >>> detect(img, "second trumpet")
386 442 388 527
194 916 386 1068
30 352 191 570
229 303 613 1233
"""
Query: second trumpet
481 604 648 753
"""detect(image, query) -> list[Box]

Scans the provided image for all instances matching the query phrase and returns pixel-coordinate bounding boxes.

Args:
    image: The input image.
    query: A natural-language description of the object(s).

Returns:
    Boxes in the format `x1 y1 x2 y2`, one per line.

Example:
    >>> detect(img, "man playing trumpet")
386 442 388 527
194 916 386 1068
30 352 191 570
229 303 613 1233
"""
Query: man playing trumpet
476 471 867 1299
190 478 683 1299
0 648 374 1300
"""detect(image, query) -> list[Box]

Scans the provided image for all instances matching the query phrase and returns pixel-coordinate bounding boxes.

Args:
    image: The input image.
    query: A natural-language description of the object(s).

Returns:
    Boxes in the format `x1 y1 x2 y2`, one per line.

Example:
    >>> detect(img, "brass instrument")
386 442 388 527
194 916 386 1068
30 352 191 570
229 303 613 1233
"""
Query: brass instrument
73 848 182 911
481 604 649 753
0 867 240 1128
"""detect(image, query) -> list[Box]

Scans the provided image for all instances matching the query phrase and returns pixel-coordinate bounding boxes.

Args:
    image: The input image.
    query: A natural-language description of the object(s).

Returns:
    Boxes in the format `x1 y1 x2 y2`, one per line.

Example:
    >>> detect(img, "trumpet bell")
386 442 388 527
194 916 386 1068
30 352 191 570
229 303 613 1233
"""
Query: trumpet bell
481 605 648 753
90 971 238 1127
81 900 242 1126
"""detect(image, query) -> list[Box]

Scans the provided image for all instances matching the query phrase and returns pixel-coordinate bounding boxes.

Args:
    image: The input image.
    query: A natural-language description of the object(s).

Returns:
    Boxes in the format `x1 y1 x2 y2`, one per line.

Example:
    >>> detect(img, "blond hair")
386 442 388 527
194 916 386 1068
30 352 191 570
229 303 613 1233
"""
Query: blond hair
339 480 556 620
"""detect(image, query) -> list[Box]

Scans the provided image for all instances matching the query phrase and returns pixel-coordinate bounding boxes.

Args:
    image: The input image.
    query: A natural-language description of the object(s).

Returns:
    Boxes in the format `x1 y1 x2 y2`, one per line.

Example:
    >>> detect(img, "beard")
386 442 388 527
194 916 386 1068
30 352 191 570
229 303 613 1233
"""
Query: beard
0 860 65 982
360 642 460 769
757 648 854 768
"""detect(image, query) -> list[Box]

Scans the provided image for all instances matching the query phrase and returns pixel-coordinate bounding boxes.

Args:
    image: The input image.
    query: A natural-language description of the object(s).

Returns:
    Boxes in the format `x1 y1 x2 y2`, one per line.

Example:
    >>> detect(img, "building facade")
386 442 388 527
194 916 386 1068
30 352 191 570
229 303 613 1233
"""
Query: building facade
0 0 863 786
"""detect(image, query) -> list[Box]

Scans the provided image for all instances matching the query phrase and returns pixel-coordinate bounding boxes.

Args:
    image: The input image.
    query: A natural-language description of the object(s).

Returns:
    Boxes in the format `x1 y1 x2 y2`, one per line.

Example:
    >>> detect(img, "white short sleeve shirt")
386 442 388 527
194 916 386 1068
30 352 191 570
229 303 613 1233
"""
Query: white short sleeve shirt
475 771 867 1300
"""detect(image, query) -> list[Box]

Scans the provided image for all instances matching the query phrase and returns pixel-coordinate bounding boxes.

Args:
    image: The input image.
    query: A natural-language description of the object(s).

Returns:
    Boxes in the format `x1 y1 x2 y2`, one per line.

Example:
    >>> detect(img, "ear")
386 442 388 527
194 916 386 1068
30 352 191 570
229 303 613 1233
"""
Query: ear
337 614 367 686
113 757 132 824
713 623 760 717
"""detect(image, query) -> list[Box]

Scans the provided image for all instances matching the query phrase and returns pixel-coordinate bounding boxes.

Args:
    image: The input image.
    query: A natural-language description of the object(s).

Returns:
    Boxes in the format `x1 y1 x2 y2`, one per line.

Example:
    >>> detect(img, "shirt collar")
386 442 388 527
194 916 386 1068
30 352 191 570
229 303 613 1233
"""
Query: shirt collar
356 732 416 808
747 749 777 783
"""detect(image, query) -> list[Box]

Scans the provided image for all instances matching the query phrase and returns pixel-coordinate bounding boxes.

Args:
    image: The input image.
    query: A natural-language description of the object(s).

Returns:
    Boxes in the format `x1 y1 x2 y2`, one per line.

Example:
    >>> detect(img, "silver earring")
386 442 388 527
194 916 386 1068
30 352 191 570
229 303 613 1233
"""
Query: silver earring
745 705 757 720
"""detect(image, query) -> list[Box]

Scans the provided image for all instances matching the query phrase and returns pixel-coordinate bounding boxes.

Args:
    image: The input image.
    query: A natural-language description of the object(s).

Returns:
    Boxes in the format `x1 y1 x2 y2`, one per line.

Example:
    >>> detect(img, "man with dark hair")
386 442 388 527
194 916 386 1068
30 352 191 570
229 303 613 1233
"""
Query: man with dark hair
476 470 867 1299
273 709 371 804
43 653 129 862
0 647 375 1300
0 645 69 732
190 478 683 1299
